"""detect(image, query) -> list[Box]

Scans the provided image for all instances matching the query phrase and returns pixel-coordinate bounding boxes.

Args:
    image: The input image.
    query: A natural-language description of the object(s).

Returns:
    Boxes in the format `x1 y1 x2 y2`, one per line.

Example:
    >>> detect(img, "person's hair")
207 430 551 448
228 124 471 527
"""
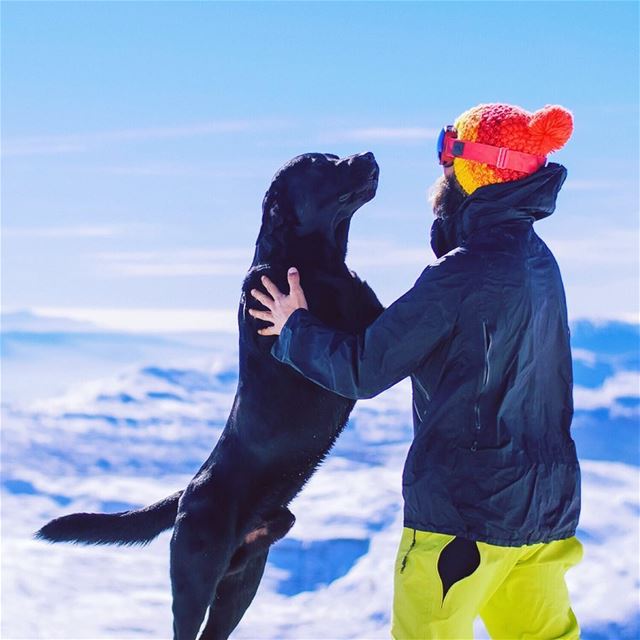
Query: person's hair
429 173 467 219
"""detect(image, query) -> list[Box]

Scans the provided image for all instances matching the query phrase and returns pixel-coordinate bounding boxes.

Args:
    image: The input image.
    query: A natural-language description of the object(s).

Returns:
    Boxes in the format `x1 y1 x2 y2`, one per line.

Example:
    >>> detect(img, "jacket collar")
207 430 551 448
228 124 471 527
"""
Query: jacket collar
460 162 568 239
429 163 567 258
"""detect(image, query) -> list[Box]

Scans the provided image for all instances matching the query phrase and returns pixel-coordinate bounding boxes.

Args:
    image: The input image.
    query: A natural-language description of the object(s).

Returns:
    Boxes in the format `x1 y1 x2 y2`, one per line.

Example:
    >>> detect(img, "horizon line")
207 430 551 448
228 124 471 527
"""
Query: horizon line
1 306 638 334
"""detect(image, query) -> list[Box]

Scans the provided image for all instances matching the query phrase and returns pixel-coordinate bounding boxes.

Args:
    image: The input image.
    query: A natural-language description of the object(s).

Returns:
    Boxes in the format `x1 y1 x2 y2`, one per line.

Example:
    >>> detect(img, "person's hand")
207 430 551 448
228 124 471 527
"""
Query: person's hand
249 267 308 336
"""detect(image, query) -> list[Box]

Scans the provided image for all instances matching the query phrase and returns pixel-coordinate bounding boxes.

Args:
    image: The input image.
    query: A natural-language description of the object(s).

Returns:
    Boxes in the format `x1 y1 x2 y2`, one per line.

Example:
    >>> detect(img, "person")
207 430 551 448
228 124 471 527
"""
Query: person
248 103 584 640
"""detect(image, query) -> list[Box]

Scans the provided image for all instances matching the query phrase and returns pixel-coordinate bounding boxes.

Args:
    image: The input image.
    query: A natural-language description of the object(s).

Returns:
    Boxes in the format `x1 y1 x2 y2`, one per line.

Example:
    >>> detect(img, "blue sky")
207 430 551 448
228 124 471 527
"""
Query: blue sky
2 1 638 330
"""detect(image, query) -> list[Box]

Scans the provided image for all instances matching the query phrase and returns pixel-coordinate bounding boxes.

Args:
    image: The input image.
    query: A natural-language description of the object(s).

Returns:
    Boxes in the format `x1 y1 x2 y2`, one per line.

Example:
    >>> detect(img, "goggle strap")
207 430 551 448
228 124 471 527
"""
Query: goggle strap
444 137 546 173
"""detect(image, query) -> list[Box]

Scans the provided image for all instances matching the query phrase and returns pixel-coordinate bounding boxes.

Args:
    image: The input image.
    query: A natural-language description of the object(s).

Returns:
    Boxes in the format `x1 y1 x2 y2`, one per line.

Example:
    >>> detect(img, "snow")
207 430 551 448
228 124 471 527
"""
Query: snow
1 314 638 639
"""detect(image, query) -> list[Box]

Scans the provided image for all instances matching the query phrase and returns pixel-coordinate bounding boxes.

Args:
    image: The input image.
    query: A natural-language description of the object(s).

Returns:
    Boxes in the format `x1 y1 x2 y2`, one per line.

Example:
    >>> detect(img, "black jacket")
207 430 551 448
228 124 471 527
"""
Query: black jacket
271 163 581 546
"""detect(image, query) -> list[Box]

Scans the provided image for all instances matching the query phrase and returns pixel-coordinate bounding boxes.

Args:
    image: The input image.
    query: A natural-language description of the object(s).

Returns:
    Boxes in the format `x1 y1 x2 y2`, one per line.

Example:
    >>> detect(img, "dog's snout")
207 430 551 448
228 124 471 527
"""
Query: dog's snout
360 152 379 179
341 151 376 167
352 151 375 165
359 151 378 174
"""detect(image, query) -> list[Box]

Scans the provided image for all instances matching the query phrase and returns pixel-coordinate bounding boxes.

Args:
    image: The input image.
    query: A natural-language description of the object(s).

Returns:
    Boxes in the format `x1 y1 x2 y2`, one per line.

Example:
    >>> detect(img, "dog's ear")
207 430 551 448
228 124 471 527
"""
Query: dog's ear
262 180 294 227
255 185 295 261
262 194 286 232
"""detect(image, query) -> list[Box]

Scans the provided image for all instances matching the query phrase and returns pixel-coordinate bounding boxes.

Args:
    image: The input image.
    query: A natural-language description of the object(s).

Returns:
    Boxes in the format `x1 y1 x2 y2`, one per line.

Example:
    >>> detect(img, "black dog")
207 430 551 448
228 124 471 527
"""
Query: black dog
36 151 384 640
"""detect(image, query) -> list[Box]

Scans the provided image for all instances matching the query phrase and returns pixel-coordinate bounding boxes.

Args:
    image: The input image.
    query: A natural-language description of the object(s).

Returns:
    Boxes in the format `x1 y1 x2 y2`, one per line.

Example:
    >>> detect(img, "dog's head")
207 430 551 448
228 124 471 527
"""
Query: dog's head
256 152 379 263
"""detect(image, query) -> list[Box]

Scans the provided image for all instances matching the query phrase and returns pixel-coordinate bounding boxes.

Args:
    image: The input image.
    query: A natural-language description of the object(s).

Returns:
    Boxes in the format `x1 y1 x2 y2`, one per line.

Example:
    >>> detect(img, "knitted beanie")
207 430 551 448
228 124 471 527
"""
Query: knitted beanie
453 103 573 195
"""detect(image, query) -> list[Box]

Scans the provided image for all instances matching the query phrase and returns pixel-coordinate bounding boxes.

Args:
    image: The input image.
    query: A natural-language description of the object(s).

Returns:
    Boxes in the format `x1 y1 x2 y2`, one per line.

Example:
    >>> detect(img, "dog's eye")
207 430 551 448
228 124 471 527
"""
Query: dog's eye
338 193 352 203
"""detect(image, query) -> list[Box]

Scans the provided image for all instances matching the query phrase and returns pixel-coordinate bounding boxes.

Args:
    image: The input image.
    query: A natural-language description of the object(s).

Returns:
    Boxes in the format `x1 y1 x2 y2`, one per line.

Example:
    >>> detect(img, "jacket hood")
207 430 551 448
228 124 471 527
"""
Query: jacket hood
430 162 568 258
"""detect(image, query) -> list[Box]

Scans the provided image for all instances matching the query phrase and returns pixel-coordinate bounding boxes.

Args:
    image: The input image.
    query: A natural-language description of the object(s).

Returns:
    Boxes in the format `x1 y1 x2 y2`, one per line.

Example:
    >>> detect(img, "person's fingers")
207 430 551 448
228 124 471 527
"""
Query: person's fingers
261 276 284 300
258 325 278 336
248 308 272 322
250 288 274 309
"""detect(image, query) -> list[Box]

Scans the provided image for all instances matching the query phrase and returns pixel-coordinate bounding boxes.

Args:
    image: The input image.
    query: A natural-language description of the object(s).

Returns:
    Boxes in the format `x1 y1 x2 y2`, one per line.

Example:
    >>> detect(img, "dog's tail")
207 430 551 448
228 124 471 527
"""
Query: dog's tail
34 490 183 546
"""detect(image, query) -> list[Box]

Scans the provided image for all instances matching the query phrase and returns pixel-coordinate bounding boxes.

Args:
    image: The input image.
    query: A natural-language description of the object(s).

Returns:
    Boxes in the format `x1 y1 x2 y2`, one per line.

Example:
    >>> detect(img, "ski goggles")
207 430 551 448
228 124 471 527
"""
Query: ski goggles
437 125 547 173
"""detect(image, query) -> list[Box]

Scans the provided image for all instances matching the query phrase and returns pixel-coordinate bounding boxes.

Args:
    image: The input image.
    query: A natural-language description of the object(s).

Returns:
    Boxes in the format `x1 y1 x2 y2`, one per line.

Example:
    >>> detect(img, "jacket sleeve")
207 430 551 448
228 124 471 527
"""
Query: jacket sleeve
270 259 461 399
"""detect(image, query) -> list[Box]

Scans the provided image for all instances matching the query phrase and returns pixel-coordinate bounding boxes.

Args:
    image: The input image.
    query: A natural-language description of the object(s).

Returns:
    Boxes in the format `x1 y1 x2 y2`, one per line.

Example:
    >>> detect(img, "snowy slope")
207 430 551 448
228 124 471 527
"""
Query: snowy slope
1 316 638 639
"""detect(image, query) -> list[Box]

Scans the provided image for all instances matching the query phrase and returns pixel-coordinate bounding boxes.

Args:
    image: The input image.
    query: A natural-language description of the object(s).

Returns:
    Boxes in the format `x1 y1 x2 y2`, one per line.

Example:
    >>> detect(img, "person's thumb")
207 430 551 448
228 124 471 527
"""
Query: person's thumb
287 267 300 292
287 267 306 304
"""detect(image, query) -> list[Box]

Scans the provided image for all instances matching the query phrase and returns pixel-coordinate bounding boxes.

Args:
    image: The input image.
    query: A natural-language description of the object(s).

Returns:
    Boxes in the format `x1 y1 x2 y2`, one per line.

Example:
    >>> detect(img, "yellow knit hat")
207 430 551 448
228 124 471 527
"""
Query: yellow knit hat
453 103 574 195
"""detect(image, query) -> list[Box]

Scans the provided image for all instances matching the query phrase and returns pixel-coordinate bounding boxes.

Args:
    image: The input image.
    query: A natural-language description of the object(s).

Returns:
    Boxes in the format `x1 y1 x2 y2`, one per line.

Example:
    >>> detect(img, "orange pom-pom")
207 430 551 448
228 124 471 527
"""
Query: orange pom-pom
528 105 573 155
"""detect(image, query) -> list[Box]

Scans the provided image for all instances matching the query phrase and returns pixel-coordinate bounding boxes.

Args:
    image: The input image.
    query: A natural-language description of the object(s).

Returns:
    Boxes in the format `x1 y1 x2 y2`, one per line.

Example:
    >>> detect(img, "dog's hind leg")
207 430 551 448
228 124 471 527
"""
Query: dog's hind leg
198 549 269 640
170 490 235 640
227 506 295 574
198 507 295 640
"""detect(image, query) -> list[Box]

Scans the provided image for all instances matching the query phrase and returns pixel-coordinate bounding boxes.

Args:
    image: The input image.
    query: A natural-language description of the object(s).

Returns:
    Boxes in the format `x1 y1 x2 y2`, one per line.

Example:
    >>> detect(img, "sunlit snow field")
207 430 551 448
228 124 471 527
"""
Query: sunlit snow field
1 312 638 639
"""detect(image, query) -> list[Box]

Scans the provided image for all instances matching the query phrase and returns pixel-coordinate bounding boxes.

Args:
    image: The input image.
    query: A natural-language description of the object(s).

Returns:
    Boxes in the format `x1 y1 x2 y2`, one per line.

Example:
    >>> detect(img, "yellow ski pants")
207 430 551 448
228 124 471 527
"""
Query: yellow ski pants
391 527 584 640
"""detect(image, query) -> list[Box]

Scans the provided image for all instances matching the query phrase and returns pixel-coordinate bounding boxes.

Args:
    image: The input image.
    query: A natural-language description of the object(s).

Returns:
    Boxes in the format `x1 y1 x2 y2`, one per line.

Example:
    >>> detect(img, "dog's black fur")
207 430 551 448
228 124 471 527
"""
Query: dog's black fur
35 151 384 640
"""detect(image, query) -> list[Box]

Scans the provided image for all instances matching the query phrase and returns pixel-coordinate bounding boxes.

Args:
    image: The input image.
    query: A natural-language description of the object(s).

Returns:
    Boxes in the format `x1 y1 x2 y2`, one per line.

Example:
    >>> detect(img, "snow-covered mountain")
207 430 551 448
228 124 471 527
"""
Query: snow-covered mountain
1 313 638 639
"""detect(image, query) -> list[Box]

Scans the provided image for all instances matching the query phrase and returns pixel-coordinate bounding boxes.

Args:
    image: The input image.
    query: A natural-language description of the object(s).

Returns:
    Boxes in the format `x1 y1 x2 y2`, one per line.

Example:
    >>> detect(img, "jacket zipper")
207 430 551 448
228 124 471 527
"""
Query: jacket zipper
472 320 491 450
399 528 417 573
481 319 491 388
412 377 431 421
414 376 431 402
413 398 422 420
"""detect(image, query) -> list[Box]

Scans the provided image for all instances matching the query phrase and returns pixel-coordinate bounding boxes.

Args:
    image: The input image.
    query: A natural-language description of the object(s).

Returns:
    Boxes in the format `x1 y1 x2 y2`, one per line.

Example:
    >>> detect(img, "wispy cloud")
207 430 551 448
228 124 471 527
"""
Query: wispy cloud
93 247 253 277
319 127 439 144
2 119 288 157
564 179 634 191
2 140 89 156
545 229 639 267
3 225 123 239
92 164 263 179
347 239 431 269
93 240 432 279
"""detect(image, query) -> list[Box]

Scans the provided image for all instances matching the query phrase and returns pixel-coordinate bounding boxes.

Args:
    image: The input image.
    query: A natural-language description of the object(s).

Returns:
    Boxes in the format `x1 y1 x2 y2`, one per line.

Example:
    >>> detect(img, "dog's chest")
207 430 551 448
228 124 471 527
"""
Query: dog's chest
304 273 366 331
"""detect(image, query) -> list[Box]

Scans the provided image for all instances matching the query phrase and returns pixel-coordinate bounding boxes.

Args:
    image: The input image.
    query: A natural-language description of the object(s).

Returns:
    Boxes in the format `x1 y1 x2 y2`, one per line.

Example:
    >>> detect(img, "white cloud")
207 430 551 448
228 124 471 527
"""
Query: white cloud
564 179 634 191
2 119 287 157
107 263 245 277
569 311 640 324
544 228 639 267
31 306 238 333
574 370 640 412
92 164 263 178
320 127 439 144
617 311 640 323
571 348 598 366
93 247 253 278
1 140 87 156
3 225 122 239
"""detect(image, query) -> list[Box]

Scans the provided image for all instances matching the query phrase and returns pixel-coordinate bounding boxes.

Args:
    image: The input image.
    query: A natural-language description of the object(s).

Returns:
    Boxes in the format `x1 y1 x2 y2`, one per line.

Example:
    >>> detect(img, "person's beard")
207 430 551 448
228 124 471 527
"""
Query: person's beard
428 172 467 219
428 172 468 258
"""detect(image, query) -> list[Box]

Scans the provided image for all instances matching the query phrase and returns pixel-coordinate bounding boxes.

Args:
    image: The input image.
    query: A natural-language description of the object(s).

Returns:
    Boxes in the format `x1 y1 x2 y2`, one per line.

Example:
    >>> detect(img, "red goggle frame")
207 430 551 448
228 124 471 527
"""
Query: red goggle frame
437 125 547 174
